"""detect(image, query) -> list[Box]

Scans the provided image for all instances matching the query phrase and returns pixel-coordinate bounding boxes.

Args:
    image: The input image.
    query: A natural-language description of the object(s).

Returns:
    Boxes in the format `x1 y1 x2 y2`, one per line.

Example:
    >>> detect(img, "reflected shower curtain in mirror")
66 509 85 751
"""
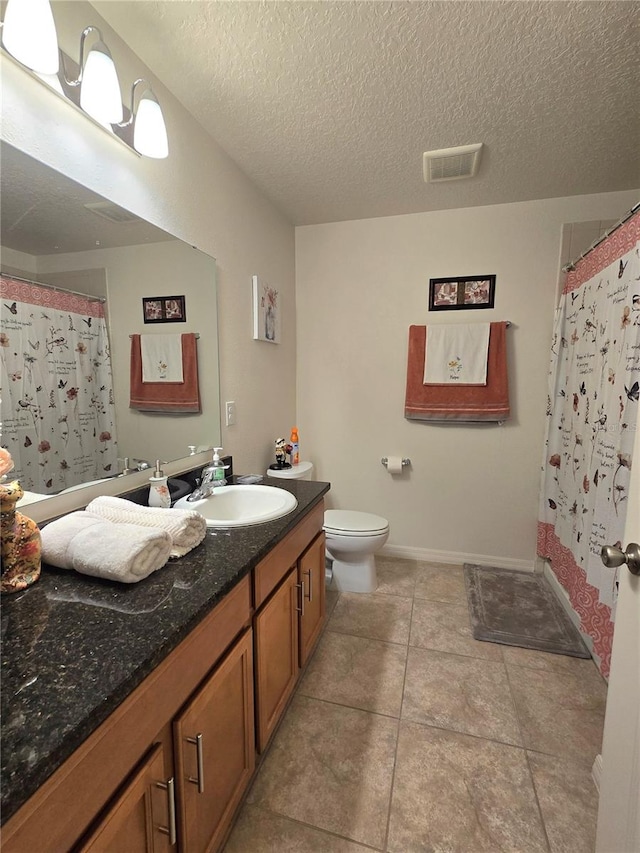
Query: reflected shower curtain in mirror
537 212 640 678
0 276 118 494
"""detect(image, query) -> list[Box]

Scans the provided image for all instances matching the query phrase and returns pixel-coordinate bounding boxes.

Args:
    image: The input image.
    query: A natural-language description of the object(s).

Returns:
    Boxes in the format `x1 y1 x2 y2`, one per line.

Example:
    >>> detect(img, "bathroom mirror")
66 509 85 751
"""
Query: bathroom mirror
0 141 221 503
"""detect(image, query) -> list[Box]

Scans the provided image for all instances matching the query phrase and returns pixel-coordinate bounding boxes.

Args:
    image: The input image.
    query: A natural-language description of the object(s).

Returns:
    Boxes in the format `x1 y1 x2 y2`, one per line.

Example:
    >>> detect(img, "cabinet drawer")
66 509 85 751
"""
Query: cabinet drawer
2 576 251 853
254 501 324 608
78 742 175 853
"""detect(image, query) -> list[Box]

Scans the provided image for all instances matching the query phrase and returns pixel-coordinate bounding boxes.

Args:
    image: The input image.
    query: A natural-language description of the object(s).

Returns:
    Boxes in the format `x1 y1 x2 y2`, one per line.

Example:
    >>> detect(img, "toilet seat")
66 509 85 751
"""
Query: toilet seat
324 509 389 537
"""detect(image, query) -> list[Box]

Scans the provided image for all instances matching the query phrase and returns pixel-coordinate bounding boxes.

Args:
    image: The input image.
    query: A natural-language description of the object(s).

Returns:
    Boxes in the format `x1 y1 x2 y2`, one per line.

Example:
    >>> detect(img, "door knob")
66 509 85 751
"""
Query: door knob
600 543 640 576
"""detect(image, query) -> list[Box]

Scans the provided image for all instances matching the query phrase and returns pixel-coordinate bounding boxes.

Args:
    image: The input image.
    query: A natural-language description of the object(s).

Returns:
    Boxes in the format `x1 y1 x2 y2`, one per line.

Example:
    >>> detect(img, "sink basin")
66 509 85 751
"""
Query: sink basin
173 484 298 527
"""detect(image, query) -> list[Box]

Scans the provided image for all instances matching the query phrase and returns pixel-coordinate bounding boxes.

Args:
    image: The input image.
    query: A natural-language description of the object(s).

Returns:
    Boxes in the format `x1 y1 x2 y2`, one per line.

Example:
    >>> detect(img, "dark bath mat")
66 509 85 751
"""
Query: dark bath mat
463 564 591 658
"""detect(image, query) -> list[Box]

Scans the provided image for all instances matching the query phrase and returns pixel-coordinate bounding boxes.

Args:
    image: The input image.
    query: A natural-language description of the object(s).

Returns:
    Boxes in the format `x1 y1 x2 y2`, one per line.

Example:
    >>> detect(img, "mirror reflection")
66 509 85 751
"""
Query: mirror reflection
0 142 221 504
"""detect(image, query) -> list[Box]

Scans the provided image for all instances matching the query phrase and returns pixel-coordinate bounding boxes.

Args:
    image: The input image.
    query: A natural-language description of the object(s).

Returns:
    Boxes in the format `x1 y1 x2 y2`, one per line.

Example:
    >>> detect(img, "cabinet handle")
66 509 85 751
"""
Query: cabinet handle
156 777 177 845
304 568 313 602
186 733 205 793
296 580 305 617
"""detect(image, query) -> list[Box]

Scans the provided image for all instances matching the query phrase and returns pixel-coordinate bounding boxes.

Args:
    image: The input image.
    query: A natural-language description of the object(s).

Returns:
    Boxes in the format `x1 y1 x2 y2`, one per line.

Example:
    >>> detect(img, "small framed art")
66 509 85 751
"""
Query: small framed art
252 275 280 343
428 275 496 311
142 295 186 323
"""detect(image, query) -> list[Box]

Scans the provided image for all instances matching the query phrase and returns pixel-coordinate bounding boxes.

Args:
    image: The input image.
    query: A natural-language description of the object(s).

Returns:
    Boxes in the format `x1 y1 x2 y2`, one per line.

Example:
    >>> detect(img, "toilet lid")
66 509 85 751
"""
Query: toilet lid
324 509 389 536
266 461 313 479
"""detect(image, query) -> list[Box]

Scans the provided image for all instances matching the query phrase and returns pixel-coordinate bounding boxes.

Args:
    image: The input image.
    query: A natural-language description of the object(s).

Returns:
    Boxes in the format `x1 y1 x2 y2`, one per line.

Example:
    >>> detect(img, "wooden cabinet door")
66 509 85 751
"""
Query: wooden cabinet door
78 742 175 853
298 532 326 667
173 629 254 853
254 567 300 752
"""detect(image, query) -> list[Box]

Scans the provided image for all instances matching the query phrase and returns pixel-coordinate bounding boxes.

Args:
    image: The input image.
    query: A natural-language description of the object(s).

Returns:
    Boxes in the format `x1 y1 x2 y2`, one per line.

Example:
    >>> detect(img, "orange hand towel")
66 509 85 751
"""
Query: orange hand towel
130 333 201 413
405 322 510 422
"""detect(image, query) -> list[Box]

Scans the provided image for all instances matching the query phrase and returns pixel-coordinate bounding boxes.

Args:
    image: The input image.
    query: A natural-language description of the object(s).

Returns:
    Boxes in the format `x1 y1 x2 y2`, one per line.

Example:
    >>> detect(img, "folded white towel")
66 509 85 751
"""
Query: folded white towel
86 496 207 558
424 323 491 385
41 511 172 583
141 334 184 383
40 511 104 568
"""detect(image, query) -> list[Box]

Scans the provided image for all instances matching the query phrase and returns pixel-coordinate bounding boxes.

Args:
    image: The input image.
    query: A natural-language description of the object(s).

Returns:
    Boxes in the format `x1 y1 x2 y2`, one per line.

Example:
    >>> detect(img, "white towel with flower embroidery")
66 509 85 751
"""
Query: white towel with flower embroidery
424 323 490 385
141 334 184 383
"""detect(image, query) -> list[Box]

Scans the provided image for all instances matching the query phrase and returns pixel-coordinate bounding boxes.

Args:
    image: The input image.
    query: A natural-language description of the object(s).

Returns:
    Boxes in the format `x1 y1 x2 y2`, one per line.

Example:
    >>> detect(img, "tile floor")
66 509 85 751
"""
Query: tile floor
224 557 607 852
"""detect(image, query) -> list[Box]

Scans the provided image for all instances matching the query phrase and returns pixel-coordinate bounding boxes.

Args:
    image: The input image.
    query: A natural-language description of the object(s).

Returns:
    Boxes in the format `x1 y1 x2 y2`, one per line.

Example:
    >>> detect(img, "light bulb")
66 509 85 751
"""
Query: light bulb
133 89 169 159
2 0 59 75
79 40 123 126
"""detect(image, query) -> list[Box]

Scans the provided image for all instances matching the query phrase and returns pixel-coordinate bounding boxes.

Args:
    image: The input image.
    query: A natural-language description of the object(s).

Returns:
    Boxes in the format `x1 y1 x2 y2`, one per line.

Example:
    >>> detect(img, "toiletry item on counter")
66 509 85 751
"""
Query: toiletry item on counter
210 447 228 485
148 460 171 508
290 427 300 465
86 496 206 558
40 510 172 583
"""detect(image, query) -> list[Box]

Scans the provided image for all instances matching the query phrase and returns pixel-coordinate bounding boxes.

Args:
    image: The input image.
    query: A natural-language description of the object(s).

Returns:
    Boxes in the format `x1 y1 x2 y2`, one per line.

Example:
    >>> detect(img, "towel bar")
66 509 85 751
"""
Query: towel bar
381 457 411 468
130 333 200 338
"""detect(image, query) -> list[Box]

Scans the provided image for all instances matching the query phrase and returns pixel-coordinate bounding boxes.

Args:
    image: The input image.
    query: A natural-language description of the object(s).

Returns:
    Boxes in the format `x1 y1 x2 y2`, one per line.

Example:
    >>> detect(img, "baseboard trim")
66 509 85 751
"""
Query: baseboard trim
592 754 603 793
379 544 535 573
542 561 595 655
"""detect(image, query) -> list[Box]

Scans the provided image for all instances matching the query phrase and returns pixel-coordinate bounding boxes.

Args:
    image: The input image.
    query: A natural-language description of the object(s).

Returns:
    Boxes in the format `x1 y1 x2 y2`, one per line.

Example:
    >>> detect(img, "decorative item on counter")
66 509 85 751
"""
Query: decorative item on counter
0 449 42 593
270 437 292 470
148 460 171 508
289 426 300 465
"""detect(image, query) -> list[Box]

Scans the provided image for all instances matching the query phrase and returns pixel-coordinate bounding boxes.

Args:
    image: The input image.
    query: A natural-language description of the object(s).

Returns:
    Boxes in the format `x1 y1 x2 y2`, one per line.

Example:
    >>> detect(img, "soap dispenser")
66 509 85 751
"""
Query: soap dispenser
148 460 171 508
210 447 228 486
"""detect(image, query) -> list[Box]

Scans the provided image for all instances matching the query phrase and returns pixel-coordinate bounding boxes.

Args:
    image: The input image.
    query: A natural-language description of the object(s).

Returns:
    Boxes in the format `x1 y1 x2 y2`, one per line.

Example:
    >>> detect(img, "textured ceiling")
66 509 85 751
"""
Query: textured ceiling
1 144 175 254
93 1 639 225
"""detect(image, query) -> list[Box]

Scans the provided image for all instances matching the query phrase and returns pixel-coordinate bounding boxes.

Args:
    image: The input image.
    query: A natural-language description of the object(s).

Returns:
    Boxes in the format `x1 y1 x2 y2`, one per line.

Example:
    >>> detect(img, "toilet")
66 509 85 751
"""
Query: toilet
266 461 389 593
323 510 389 593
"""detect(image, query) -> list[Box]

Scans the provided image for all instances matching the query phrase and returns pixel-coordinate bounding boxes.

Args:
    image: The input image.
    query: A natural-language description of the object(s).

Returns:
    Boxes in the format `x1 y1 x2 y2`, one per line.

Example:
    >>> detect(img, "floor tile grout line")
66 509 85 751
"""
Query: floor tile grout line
503 642 553 852
294 690 403 722
406 638 506 664
523 748 554 853
320 626 412 650
248 802 386 851
326 625 411 647
382 591 415 852
398 713 527 752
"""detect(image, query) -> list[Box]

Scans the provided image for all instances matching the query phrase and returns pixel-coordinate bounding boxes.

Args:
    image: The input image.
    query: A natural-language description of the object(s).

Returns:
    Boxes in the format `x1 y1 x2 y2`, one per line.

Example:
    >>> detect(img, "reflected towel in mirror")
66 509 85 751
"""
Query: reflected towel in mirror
130 333 200 412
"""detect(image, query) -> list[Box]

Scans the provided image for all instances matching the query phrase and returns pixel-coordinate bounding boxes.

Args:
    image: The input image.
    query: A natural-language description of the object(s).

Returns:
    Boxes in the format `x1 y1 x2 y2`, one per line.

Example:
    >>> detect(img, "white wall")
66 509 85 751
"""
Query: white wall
296 190 638 569
1 0 296 481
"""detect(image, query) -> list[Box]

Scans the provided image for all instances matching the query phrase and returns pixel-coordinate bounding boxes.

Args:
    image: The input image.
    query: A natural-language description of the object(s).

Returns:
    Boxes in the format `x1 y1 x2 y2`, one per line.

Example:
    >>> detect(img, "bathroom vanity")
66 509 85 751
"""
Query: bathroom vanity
1 478 329 853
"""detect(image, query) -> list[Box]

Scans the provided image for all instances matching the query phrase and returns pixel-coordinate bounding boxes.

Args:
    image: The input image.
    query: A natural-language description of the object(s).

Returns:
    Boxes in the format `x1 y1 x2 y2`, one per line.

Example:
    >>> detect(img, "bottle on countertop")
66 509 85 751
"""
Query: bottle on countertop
289 427 299 466
210 447 228 485
148 460 171 508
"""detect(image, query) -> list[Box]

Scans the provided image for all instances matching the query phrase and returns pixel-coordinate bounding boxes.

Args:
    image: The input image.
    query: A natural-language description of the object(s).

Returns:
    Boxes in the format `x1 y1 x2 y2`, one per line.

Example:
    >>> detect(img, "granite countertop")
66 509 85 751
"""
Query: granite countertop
0 478 330 824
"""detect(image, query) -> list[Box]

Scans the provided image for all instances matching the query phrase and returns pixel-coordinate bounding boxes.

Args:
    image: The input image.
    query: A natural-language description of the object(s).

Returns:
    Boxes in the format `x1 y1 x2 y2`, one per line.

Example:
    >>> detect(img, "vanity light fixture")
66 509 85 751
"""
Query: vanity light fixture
63 26 123 126
1 0 59 75
118 79 169 159
1 6 169 159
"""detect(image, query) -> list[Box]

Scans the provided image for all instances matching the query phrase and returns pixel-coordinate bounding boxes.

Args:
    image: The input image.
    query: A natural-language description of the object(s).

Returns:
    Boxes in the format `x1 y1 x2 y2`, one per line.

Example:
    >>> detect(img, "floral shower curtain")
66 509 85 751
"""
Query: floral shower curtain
0 275 118 494
538 212 640 678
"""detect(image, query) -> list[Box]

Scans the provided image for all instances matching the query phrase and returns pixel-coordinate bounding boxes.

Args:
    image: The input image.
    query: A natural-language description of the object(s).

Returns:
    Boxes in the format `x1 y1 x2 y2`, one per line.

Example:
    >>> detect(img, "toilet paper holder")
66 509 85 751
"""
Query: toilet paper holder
381 457 411 468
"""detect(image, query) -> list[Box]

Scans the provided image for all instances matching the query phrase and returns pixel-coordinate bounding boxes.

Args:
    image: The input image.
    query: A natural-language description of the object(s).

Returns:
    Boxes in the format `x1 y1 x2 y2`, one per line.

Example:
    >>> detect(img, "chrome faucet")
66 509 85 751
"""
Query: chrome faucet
187 452 228 501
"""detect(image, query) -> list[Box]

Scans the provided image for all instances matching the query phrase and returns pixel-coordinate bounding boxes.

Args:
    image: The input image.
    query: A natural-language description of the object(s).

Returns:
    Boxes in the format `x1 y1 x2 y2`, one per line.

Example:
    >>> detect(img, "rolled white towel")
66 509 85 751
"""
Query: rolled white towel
40 511 104 569
86 496 207 558
41 512 172 583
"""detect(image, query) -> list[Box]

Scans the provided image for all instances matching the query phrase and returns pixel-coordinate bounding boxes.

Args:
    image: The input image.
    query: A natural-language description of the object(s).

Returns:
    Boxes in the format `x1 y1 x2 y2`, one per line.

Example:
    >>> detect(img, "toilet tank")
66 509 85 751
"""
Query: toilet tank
266 461 314 481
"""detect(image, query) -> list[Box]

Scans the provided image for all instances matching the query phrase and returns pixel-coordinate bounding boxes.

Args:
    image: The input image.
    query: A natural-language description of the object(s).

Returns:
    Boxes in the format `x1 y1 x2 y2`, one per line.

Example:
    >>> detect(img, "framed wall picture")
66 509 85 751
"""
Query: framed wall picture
142 295 186 323
252 275 280 343
428 275 496 311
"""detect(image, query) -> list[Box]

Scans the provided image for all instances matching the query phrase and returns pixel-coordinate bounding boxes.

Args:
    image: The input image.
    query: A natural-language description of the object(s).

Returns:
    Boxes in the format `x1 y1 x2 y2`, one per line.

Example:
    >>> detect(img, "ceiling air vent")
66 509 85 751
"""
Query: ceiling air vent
423 143 483 183
83 201 141 224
